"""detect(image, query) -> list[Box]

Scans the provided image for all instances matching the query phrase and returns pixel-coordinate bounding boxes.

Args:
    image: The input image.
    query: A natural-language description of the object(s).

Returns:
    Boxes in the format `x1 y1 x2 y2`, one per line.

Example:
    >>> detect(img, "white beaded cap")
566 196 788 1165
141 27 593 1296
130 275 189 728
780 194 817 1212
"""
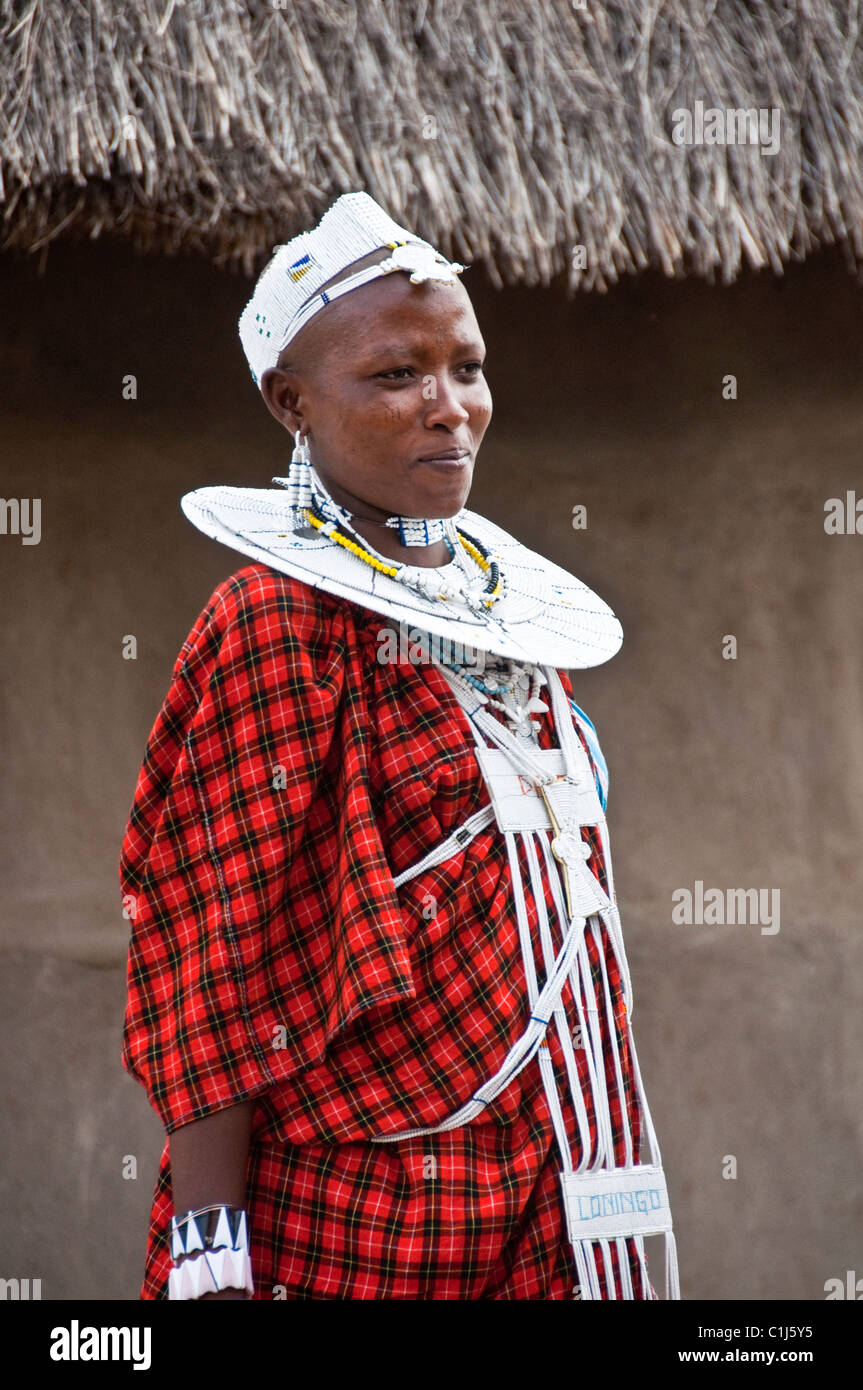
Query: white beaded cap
239 191 466 389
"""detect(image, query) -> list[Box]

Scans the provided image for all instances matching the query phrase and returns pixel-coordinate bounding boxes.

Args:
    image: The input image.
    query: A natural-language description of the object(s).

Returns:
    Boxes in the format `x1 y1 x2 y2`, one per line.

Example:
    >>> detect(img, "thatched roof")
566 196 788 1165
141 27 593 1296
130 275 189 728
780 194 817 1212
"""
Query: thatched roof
3 0 863 289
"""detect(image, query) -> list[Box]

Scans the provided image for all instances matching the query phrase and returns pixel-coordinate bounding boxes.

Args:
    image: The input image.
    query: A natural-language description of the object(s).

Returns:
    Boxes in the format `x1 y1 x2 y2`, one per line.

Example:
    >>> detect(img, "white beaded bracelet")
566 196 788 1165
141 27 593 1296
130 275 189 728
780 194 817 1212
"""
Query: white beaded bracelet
168 1205 253 1301
168 1246 253 1300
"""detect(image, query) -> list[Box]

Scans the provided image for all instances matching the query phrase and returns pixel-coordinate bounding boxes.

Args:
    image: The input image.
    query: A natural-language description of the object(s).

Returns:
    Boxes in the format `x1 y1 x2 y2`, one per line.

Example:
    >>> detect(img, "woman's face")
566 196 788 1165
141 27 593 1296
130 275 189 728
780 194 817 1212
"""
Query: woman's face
260 257 493 564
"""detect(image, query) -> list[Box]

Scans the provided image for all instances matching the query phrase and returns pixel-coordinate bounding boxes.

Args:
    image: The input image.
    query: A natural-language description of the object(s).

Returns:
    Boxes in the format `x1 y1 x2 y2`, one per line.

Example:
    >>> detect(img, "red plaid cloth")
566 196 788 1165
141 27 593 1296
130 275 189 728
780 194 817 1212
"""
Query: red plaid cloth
121 563 652 1299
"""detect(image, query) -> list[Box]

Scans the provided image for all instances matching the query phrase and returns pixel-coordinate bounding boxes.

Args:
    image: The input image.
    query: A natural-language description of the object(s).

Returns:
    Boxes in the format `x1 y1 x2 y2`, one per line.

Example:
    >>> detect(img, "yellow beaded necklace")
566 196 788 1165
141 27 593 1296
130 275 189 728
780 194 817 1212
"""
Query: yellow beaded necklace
298 504 505 611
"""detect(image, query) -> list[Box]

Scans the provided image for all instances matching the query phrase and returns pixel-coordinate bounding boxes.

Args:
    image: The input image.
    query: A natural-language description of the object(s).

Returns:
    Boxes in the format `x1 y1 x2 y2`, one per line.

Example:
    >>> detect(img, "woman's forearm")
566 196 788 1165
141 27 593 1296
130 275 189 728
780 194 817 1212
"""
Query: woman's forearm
168 1100 256 1299
169 1099 255 1215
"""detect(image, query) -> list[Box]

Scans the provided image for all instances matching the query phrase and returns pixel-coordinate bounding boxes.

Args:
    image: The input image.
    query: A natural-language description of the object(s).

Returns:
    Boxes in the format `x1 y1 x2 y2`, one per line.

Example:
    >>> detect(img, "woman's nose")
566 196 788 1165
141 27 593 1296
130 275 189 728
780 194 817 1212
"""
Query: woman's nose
423 375 471 428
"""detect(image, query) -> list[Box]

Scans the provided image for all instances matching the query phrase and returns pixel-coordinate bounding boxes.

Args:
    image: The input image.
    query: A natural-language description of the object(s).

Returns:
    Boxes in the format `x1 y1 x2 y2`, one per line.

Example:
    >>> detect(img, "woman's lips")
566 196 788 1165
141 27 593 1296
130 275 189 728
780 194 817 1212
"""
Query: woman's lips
416 450 470 470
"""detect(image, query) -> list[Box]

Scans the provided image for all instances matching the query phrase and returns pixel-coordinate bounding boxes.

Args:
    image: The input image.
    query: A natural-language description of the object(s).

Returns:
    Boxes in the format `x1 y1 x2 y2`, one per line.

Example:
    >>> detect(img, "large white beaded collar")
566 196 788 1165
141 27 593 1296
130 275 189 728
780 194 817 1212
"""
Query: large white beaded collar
181 481 624 670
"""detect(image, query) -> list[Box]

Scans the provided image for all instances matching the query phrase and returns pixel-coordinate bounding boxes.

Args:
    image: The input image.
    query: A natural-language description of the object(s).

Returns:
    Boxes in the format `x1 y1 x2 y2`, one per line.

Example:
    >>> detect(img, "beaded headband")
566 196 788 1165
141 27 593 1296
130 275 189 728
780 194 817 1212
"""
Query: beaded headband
239 191 467 389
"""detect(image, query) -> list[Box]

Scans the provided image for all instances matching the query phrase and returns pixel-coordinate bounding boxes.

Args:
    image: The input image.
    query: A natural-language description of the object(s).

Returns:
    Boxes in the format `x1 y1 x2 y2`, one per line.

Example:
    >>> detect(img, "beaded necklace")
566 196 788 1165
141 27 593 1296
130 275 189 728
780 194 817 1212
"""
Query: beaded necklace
302 493 505 617
302 488 549 741
290 470 548 741
436 655 549 742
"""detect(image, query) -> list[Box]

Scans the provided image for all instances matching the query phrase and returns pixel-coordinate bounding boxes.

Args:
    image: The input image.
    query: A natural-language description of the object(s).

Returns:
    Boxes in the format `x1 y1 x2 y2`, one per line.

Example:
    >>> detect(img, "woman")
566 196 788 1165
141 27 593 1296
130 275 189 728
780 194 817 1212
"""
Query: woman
121 192 678 1301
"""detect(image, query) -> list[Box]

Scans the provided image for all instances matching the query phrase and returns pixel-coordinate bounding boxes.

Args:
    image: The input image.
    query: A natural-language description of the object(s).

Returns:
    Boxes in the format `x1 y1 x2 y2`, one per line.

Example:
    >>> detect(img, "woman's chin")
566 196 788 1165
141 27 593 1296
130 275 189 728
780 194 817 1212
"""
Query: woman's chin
412 478 474 516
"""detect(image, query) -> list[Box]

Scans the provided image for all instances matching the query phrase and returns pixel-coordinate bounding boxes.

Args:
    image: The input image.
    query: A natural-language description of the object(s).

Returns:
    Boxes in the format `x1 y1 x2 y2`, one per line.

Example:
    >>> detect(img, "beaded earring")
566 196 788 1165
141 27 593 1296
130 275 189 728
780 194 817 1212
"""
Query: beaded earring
273 429 315 529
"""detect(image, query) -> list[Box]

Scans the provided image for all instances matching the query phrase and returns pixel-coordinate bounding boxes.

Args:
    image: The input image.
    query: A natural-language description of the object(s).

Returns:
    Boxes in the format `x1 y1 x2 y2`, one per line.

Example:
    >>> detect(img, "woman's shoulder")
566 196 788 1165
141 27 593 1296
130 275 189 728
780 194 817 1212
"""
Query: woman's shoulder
204 562 341 620
193 562 346 638
175 563 347 685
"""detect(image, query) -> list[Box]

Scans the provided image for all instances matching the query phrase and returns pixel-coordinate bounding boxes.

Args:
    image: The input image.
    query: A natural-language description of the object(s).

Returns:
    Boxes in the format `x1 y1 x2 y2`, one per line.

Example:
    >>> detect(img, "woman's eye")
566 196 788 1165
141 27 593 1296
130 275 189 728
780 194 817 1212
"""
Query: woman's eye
377 362 485 381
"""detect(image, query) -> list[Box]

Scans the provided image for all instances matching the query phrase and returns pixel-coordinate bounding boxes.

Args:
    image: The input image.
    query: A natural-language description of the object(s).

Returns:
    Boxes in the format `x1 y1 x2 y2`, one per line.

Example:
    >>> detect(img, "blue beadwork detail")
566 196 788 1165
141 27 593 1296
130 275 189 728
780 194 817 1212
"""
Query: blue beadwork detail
568 699 609 813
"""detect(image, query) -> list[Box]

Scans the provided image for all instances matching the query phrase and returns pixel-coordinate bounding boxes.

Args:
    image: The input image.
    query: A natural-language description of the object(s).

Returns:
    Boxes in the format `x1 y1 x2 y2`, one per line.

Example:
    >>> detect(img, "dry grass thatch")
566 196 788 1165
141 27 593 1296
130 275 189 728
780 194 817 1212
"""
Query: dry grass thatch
2 0 863 289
